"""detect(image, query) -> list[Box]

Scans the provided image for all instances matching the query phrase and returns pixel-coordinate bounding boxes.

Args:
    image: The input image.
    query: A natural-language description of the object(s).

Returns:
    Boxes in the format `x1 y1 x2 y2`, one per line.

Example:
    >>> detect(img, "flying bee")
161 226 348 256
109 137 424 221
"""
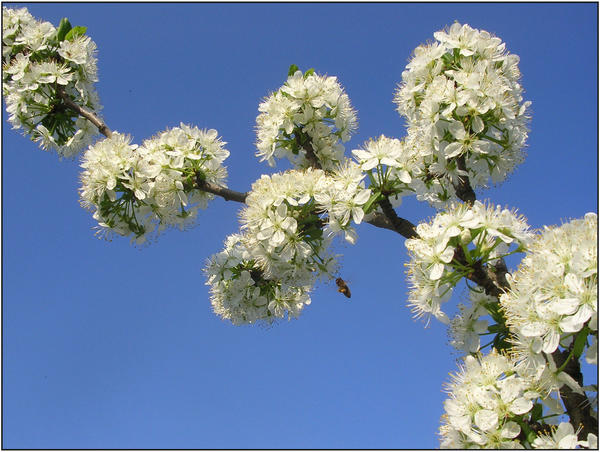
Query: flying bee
335 277 351 299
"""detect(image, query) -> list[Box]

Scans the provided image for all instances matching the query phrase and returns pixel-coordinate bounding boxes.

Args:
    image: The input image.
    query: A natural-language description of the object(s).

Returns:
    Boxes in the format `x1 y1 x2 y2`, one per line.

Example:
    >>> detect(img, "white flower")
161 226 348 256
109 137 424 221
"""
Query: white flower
406 201 532 325
205 233 313 325
449 291 493 353
79 125 230 243
255 69 357 170
395 23 530 208
439 350 535 449
531 422 580 449
501 214 597 353
2 6 102 157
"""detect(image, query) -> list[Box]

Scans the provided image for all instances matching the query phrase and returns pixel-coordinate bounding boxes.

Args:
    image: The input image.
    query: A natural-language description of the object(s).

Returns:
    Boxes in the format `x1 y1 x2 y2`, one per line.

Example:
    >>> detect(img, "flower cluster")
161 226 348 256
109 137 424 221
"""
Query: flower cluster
351 135 423 208
79 124 230 244
500 213 597 355
255 68 358 171
205 166 370 324
448 290 495 353
205 233 313 325
394 22 531 207
439 350 536 448
531 422 597 449
440 348 598 449
2 7 101 157
405 201 532 324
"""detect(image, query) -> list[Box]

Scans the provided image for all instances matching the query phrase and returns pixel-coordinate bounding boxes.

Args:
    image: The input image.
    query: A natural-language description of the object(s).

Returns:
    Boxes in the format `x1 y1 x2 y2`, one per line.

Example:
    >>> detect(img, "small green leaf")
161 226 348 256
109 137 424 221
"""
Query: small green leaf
573 327 589 358
303 68 315 79
288 64 299 77
362 192 382 214
530 403 543 423
65 26 87 41
487 324 501 333
56 18 72 42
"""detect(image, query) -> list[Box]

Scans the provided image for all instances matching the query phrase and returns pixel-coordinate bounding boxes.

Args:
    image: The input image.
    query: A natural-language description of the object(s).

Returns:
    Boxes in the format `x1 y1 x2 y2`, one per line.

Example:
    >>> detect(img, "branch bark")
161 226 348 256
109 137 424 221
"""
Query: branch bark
376 196 418 239
453 155 476 204
195 178 248 203
552 348 598 439
56 86 112 138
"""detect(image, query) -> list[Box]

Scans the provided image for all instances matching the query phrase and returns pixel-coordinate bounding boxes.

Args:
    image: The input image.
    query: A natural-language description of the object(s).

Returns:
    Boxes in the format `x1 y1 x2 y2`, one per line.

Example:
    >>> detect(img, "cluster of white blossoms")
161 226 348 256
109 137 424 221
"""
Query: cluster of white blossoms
351 135 423 208
255 68 358 171
448 290 495 353
205 233 313 325
405 201 532 324
439 350 598 449
439 350 536 448
205 166 371 324
394 22 531 207
500 213 598 357
79 125 230 244
2 7 101 157
531 422 597 449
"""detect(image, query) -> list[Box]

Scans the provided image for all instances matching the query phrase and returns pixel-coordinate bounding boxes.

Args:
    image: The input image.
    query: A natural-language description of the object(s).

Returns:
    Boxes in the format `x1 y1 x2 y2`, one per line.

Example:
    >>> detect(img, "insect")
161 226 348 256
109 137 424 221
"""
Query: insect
335 277 351 299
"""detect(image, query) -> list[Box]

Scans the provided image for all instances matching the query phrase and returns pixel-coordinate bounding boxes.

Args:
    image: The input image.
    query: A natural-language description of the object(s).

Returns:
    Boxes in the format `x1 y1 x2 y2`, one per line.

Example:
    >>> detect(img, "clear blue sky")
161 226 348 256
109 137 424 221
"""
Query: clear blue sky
2 2 597 449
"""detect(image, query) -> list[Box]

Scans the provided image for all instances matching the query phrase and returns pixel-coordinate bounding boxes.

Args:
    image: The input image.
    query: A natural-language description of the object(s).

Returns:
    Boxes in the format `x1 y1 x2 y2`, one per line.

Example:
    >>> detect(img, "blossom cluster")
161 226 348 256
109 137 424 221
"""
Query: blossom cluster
79 124 230 244
205 166 370 324
205 233 313 325
351 134 423 208
500 214 597 357
2 7 101 157
405 200 532 324
439 350 535 448
394 22 531 207
439 350 597 449
255 69 358 171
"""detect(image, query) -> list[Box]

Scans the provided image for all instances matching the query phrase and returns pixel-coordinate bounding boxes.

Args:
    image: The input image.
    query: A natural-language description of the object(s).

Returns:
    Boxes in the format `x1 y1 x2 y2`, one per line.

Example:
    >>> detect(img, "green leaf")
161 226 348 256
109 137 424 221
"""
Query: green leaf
487 324 502 333
362 192 382 214
288 64 299 77
303 68 315 79
65 26 87 41
530 403 543 423
56 18 72 42
573 327 589 358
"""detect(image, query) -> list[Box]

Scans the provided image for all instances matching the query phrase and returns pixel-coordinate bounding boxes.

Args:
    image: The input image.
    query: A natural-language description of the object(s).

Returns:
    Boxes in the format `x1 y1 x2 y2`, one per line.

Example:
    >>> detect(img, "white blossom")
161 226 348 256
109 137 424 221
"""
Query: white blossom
500 213 597 354
395 23 531 208
255 69 357 170
205 233 313 325
439 350 535 449
406 201 532 324
2 6 102 157
79 125 230 244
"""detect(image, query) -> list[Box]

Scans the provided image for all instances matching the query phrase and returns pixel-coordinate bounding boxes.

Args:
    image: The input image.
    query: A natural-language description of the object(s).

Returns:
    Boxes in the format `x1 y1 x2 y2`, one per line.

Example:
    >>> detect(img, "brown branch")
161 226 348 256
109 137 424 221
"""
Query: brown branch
56 86 112 138
552 348 598 439
302 142 321 169
194 178 248 203
453 155 476 204
451 246 505 298
376 196 419 239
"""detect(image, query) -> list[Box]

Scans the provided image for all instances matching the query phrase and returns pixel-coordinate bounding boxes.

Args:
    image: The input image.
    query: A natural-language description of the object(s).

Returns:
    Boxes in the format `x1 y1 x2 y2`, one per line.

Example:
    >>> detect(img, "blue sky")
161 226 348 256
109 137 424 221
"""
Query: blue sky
2 2 597 449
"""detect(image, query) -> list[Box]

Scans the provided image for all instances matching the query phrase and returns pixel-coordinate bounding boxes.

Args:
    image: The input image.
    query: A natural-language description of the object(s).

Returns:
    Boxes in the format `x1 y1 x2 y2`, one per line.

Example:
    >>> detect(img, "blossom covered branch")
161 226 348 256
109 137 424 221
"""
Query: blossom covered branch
3 8 597 449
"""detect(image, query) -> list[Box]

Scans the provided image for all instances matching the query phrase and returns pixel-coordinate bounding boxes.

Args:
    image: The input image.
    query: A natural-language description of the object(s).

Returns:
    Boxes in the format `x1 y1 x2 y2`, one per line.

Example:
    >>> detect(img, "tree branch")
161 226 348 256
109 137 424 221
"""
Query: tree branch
194 178 248 203
452 246 505 298
56 86 112 138
453 155 476 204
376 196 418 239
295 133 321 169
552 348 598 439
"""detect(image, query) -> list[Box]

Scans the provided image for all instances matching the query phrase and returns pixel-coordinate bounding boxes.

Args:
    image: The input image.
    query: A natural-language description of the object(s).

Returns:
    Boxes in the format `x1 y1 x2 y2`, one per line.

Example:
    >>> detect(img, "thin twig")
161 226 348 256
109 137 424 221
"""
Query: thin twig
56 86 112 138
195 178 248 203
